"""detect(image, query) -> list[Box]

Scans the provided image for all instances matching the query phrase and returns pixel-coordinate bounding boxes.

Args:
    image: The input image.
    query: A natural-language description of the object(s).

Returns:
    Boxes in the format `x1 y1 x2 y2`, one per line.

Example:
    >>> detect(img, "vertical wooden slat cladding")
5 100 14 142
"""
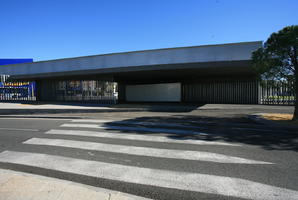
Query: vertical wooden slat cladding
182 79 259 104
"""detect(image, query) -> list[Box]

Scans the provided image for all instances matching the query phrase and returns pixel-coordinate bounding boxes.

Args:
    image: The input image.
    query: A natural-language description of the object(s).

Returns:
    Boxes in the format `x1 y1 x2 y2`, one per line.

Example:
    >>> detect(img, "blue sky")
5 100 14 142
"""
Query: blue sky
0 0 297 61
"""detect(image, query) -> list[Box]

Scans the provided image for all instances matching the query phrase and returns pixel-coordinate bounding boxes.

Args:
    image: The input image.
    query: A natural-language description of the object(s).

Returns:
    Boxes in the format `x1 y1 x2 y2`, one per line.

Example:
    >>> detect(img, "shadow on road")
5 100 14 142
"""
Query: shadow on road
102 115 298 152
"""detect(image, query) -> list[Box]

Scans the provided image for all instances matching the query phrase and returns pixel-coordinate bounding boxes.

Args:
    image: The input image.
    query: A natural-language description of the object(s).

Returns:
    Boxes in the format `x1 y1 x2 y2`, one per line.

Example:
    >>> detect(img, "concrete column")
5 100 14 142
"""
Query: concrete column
35 80 43 101
117 82 126 103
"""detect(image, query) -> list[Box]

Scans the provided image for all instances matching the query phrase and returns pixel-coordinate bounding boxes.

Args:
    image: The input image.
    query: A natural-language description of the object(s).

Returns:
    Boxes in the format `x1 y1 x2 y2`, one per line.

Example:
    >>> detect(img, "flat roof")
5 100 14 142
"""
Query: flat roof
0 41 262 80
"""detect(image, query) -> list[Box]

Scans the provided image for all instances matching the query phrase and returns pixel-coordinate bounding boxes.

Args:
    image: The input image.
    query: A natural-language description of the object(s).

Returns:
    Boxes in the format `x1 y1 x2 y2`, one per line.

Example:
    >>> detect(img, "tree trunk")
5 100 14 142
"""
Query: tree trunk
294 89 298 121
293 69 298 120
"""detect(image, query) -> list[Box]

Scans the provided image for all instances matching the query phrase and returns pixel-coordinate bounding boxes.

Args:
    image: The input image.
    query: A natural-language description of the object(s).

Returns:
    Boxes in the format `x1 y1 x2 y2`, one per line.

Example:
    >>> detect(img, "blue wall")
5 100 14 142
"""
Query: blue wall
0 59 35 99
0 59 33 65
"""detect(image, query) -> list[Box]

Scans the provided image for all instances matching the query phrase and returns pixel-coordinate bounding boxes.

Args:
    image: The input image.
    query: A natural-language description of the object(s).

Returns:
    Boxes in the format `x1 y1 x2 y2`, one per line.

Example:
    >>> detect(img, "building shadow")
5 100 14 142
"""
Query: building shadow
101 115 298 152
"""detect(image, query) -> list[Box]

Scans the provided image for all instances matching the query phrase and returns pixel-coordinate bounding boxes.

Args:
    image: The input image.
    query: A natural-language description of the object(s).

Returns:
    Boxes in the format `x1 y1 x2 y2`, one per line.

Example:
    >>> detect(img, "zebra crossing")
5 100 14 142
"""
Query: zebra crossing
23 137 271 164
0 118 297 199
60 123 205 135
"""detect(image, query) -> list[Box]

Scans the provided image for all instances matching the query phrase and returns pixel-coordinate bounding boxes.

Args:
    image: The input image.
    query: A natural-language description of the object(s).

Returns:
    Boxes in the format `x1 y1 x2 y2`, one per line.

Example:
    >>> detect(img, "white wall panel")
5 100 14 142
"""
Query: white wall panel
126 83 181 102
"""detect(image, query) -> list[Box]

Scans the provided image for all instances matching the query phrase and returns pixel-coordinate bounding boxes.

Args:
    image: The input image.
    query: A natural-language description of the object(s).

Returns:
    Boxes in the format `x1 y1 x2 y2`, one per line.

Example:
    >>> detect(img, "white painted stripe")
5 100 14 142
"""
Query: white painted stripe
71 119 285 133
24 138 270 164
0 117 71 121
46 129 240 146
71 119 115 123
71 119 203 129
0 127 39 132
61 123 206 135
0 151 296 200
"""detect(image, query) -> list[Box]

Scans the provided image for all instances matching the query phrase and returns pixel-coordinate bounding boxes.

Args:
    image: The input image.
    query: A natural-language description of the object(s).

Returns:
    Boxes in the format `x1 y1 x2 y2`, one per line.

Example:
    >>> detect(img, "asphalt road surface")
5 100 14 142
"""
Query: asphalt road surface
0 116 297 200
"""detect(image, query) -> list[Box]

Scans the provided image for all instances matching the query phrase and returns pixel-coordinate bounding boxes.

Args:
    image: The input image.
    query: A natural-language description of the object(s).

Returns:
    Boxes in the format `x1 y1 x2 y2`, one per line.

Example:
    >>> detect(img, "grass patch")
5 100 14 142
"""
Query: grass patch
262 113 298 126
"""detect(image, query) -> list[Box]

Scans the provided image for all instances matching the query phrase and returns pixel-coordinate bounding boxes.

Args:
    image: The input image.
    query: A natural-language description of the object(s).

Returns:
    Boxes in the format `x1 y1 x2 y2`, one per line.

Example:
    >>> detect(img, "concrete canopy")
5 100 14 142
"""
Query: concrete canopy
0 41 262 82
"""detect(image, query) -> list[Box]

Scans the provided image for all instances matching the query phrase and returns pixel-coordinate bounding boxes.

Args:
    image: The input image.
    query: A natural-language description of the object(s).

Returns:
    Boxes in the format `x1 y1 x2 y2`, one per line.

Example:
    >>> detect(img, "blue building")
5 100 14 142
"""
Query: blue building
0 59 33 66
0 59 35 100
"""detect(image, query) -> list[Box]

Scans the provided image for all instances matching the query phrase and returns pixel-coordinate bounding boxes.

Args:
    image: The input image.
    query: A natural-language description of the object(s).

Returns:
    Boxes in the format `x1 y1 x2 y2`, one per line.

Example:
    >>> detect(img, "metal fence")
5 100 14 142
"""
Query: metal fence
0 76 295 105
0 76 36 101
182 80 259 104
259 80 296 105
37 80 118 104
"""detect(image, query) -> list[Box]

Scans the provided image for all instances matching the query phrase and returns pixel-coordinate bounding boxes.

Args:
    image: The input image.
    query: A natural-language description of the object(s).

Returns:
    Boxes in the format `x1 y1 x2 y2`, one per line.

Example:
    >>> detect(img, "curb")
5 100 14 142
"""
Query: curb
0 107 198 115
0 115 87 119
0 169 151 200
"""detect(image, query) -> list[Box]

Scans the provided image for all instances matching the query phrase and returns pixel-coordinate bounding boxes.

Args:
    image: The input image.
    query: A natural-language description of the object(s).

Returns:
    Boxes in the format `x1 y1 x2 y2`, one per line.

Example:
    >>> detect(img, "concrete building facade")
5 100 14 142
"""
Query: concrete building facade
0 41 263 104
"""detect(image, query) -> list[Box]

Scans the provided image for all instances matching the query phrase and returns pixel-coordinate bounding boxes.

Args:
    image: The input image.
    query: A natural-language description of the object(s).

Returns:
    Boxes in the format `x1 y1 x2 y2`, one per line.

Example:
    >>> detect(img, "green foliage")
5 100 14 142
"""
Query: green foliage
252 25 298 120
252 25 298 82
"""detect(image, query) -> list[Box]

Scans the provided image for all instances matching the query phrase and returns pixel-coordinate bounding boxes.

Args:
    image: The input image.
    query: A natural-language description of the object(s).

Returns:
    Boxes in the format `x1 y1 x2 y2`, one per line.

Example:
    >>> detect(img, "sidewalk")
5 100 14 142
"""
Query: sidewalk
0 102 112 110
0 102 199 114
0 169 150 200
0 102 294 115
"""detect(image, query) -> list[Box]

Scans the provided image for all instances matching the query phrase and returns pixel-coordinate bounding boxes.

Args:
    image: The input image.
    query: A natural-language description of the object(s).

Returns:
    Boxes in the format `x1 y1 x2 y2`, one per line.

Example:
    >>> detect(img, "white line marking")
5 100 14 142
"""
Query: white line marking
0 117 71 121
46 129 239 146
0 127 39 132
61 123 206 135
24 138 271 164
71 119 288 133
71 119 115 123
0 151 295 200
71 119 203 129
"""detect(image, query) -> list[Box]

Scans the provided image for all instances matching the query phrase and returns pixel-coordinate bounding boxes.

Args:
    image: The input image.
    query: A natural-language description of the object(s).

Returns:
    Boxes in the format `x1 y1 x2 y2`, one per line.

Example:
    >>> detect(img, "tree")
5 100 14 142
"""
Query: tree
252 25 298 120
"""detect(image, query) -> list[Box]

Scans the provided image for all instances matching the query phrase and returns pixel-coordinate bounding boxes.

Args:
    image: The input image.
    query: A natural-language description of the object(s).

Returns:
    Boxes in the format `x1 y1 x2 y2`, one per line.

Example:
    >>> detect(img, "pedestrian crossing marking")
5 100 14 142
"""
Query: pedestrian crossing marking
0 151 296 200
71 119 204 129
72 119 115 123
60 123 207 135
46 129 241 146
24 138 272 164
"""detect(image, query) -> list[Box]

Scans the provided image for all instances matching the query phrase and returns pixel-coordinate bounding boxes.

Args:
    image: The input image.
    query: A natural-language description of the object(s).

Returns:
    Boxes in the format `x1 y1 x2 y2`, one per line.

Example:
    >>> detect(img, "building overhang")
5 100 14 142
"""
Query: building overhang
8 60 255 82
0 41 262 82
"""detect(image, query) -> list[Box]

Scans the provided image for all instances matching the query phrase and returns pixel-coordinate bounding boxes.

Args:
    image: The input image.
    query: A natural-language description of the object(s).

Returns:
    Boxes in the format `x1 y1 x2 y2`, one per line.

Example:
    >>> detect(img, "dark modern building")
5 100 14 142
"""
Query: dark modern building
0 41 278 104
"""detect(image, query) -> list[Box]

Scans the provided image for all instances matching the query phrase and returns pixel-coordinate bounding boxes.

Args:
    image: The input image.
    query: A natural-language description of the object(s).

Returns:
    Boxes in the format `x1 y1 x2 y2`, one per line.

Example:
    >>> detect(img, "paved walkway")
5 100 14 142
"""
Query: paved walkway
0 169 150 200
0 102 112 110
0 102 294 114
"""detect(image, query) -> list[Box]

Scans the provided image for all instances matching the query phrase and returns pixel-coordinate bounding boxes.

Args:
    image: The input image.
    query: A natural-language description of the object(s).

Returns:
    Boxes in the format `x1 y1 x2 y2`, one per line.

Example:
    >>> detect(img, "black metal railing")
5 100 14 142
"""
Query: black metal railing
259 80 296 105
182 80 259 104
38 80 118 104
0 79 36 101
0 77 295 105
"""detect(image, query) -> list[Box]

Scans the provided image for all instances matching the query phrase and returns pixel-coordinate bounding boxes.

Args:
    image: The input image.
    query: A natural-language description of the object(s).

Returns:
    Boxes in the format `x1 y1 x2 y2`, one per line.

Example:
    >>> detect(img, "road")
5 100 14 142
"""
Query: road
0 116 297 200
